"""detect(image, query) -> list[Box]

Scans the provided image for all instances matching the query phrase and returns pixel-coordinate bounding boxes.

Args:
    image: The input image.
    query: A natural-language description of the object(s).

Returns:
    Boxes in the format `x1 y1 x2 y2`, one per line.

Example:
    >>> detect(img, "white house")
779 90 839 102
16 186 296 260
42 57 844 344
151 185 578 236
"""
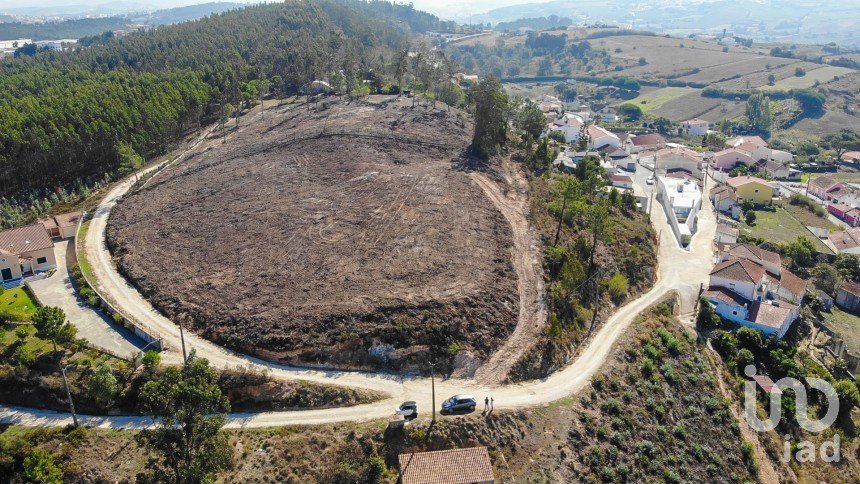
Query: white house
586 125 621 150
655 146 703 179
716 223 739 245
610 174 634 189
681 119 709 137
0 224 57 283
626 133 666 153
657 176 702 247
597 106 619 123
712 148 754 172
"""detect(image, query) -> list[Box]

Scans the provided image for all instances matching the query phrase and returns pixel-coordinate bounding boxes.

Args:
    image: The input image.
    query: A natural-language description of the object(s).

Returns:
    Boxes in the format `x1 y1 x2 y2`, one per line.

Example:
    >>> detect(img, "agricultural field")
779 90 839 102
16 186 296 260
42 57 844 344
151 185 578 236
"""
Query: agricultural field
627 87 697 113
106 97 520 371
766 65 855 91
822 307 860 354
741 206 833 254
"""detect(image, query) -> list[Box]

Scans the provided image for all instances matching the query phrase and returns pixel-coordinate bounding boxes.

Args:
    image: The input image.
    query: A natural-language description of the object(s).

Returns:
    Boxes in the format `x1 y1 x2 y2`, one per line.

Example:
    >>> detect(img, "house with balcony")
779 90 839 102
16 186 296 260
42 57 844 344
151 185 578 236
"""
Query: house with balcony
656 176 701 247
0 224 57 284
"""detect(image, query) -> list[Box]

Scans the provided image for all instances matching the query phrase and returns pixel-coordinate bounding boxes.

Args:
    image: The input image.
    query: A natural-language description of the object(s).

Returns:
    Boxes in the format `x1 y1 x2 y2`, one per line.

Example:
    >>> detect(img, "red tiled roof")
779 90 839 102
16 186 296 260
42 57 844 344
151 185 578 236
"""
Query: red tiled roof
399 447 494 484
631 133 666 146
703 286 747 306
717 224 739 237
610 174 633 182
830 228 860 251
0 224 53 255
766 268 809 300
810 176 839 191
726 244 781 269
53 212 81 228
752 374 782 395
710 258 766 283
726 175 771 189
749 300 796 329
840 281 860 297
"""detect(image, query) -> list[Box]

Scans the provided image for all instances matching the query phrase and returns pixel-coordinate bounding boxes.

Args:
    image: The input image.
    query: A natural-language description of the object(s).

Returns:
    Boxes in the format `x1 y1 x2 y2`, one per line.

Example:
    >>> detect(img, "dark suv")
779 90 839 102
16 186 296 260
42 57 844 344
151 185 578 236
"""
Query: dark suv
441 394 476 414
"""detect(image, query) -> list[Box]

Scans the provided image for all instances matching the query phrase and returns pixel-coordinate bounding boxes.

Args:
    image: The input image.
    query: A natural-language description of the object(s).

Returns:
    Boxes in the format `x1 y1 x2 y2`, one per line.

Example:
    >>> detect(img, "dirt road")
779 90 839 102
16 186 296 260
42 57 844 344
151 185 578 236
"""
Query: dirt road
470 166 547 384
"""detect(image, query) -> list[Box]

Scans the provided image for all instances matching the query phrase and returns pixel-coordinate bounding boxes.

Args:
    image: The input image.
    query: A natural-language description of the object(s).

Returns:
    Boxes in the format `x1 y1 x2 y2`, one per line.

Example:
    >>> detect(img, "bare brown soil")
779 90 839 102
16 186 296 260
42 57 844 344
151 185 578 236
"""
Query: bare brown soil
107 97 519 371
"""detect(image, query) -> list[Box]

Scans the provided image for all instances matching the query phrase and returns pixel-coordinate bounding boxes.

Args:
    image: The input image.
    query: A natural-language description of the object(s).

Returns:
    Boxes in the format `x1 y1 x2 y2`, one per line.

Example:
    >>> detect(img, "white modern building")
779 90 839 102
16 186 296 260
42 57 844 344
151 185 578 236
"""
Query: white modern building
656 176 702 247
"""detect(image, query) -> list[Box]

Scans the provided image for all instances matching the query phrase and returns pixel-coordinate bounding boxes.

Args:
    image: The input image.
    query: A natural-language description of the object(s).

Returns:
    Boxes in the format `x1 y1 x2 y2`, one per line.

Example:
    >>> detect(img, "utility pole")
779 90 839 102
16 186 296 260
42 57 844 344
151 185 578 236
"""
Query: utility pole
179 318 188 363
430 360 436 423
60 365 78 428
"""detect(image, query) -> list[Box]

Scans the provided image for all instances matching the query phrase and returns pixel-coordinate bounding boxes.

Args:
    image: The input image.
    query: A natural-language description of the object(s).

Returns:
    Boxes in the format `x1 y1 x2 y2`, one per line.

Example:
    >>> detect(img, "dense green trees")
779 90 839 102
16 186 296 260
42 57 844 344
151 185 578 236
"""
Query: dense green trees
745 92 773 134
471 76 509 158
0 1 437 202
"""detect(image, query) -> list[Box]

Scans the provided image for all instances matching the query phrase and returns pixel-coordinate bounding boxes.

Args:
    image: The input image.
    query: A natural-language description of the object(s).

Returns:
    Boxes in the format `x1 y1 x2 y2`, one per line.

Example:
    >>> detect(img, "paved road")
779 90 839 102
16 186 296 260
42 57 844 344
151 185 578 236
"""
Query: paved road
27 239 144 357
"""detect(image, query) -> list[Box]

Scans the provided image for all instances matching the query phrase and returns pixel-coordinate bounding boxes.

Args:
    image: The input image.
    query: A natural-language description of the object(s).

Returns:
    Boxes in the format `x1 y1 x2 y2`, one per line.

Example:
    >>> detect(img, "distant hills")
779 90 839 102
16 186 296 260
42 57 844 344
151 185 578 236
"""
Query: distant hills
466 0 859 48
0 2 244 41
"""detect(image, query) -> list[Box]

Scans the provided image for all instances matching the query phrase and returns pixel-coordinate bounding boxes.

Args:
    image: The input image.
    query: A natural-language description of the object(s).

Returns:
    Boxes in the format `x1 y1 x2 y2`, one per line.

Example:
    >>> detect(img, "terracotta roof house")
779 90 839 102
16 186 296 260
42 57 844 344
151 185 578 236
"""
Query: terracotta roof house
836 281 860 313
38 211 82 239
725 176 774 205
586 124 621 150
752 374 783 395
765 268 809 304
610 174 634 189
723 243 781 275
808 176 843 202
626 132 666 153
712 148 754 172
399 447 494 484
839 151 860 167
829 227 860 255
681 118 709 136
716 223 739 244
0 224 57 283
726 135 768 150
710 258 767 301
748 300 799 337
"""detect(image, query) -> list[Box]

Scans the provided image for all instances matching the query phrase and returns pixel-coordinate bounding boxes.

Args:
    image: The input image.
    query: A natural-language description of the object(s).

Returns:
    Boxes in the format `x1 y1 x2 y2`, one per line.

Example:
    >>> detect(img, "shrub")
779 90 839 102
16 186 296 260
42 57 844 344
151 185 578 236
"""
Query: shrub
15 345 35 366
601 398 622 415
14 325 30 342
23 449 63 484
606 273 629 301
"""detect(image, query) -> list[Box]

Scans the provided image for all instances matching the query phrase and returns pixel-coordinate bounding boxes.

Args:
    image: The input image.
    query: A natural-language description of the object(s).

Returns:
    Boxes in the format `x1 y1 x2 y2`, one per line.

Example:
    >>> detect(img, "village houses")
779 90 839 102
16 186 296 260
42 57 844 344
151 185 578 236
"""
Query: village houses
681 118 709 137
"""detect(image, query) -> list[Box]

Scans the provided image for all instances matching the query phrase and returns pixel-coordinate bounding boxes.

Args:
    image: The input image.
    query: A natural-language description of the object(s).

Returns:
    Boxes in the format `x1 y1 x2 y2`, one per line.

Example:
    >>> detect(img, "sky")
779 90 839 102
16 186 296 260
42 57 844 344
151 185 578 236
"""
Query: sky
0 0 531 18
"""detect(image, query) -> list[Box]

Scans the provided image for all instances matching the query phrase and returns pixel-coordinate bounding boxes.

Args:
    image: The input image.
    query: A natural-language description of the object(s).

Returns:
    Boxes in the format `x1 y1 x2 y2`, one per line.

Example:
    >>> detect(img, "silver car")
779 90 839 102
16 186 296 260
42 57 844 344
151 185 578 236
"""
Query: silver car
395 401 418 420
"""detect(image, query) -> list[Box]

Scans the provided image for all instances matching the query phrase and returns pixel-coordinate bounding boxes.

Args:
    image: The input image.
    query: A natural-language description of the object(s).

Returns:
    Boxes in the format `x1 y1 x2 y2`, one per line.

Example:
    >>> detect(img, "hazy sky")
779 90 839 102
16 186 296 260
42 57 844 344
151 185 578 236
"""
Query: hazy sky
0 0 531 18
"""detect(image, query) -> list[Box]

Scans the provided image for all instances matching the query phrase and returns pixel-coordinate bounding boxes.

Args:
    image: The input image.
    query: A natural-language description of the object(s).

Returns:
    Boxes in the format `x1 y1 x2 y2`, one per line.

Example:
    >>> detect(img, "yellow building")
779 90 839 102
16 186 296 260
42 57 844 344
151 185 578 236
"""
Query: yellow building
0 224 57 283
726 175 773 205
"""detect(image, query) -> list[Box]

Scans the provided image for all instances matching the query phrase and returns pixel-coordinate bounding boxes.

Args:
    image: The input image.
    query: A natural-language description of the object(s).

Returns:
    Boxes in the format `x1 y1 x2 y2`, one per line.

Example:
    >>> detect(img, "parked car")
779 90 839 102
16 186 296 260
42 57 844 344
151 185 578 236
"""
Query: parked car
441 394 476 414
395 401 418 420
646 175 655 185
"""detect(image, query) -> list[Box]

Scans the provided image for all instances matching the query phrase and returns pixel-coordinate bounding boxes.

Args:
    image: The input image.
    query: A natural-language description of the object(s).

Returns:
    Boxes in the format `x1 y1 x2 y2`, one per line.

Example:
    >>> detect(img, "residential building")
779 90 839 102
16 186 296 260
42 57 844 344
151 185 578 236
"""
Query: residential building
725 135 768 150
716 223 739 244
548 113 585 144
710 185 741 218
705 256 804 339
655 146 703 179
399 447 494 484
723 243 782 275
610 174 634 189
681 118 709 137
607 147 636 171
597 106 619 123
0 224 57 283
586 124 621 150
761 160 798 180
808 176 843 202
829 227 860 255
827 204 860 227
719 243 808 304
726 176 773 205
626 133 666 153
38 212 82 239
836 281 860 313
656 176 702 247
712 148 754 172
839 151 860 168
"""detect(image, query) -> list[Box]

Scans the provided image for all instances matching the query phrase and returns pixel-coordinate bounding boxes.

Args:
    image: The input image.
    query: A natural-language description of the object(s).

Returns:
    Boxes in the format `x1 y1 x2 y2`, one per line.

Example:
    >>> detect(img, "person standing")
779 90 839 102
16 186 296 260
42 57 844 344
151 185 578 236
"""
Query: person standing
490 397 494 412
484 396 489 413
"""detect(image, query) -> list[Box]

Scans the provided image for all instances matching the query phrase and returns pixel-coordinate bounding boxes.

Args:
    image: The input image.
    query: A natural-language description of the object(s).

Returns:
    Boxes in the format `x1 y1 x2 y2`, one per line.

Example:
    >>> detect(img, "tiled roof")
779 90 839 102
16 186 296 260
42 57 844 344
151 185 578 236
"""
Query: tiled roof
829 228 860 251
610 174 633 182
703 286 748 306
655 146 700 161
735 141 762 154
399 447 494 484
38 217 58 230
752 374 782 395
631 133 666 146
748 300 796 330
587 124 617 140
726 244 781 269
53 212 81 227
726 135 767 149
840 281 860 297
766 268 809 300
710 258 766 284
810 176 839 190
726 175 771 189
717 224 739 237
683 118 709 125
0 224 53 255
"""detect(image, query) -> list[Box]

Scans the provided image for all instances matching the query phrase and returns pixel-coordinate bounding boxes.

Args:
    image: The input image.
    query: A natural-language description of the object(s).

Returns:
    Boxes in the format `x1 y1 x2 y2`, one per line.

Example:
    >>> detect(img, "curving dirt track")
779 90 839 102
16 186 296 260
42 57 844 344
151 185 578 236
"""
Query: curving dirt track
105 98 520 370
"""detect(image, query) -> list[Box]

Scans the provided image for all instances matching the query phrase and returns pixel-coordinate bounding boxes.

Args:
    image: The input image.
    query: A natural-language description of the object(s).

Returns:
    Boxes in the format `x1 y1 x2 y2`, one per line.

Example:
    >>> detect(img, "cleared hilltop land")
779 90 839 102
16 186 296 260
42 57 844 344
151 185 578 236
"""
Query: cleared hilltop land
106 97 519 371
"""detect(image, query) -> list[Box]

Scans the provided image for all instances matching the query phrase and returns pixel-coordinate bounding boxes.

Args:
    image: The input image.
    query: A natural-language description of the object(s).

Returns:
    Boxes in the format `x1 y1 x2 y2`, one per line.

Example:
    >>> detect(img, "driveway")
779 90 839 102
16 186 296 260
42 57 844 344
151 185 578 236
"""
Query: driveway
27 239 144 358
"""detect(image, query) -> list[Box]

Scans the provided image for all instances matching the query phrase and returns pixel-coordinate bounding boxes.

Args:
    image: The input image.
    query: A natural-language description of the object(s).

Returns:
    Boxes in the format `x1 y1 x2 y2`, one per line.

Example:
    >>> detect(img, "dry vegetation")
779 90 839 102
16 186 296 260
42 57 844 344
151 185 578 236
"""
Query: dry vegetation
107 97 520 372
1 298 777 483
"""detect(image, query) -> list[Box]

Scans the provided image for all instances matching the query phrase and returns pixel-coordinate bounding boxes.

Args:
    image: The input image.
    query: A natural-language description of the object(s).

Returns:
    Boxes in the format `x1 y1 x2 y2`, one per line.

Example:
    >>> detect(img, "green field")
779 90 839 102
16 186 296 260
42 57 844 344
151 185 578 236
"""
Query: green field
741 206 833 254
0 287 39 321
823 307 860 352
780 201 842 232
628 87 697 113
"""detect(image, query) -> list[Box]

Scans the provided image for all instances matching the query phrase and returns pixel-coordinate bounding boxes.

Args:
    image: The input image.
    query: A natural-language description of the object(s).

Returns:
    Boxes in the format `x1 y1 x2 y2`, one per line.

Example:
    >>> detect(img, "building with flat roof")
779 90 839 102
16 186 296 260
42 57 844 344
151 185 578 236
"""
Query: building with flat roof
656 176 701 247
